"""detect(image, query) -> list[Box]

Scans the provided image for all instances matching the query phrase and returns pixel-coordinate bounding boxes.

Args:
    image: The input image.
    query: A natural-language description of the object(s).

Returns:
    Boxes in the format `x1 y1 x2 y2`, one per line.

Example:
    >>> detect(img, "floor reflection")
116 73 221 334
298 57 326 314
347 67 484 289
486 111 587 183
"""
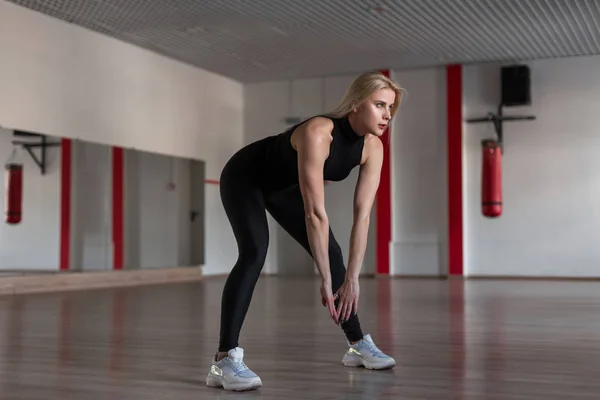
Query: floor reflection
0 277 598 399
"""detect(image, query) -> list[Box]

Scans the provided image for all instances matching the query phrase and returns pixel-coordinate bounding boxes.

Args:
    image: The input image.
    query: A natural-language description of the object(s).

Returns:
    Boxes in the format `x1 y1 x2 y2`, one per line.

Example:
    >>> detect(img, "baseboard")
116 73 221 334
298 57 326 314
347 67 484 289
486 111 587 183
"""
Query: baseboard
388 274 447 279
0 266 203 296
380 275 600 281
465 275 600 282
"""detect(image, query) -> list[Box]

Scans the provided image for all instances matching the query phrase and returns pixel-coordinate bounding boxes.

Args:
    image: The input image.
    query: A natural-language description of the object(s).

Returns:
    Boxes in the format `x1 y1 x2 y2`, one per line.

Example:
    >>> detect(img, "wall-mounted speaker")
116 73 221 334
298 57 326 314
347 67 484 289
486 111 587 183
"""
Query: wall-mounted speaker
501 65 531 107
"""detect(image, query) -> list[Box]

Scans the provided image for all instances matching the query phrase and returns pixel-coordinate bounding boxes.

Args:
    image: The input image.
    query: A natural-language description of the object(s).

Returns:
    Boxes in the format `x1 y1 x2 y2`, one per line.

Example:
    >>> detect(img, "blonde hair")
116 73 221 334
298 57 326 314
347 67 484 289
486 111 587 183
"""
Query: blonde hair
327 71 405 119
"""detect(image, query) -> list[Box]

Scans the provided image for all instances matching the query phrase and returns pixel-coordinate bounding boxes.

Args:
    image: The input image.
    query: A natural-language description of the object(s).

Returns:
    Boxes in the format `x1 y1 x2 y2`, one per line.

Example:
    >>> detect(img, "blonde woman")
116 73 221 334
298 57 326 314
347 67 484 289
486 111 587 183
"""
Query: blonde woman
207 71 404 391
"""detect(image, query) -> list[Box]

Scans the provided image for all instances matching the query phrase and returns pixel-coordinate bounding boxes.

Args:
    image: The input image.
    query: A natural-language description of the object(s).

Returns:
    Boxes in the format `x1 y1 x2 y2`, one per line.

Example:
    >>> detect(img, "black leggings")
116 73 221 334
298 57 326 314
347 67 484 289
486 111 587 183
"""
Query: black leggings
218 163 364 352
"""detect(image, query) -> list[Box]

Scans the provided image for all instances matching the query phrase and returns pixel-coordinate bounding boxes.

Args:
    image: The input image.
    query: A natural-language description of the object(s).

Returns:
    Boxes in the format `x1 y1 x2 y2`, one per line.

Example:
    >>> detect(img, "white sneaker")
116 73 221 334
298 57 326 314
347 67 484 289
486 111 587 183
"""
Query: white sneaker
205 347 262 391
341 334 396 370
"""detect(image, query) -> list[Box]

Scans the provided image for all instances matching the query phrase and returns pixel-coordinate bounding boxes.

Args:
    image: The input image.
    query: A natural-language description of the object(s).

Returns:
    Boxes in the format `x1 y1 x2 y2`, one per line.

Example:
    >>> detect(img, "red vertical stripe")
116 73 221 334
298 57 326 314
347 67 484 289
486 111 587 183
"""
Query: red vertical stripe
59 138 72 271
376 69 392 275
112 147 124 270
447 64 464 276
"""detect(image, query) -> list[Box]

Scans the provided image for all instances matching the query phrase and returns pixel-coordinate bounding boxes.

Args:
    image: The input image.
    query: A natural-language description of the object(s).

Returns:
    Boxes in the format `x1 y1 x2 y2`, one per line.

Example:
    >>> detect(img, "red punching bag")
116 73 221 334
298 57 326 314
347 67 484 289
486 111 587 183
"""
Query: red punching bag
5 163 23 225
481 139 502 218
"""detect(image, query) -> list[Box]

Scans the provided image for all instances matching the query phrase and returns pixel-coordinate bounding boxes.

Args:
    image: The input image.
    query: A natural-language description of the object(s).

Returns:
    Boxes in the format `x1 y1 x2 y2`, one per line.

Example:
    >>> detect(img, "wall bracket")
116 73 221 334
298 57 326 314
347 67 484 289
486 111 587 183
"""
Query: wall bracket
466 104 536 153
11 130 61 175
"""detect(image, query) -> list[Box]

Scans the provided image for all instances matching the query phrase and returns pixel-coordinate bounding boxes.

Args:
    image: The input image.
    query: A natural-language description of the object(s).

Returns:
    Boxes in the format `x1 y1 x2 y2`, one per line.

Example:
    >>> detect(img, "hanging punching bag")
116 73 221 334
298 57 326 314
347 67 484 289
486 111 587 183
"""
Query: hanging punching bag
5 163 23 225
481 139 502 218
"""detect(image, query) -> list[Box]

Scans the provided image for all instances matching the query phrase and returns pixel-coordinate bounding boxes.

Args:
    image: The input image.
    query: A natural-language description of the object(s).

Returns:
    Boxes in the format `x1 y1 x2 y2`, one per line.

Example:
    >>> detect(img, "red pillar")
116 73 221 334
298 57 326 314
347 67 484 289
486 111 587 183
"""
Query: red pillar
59 138 72 271
446 64 464 276
112 147 124 270
376 69 392 276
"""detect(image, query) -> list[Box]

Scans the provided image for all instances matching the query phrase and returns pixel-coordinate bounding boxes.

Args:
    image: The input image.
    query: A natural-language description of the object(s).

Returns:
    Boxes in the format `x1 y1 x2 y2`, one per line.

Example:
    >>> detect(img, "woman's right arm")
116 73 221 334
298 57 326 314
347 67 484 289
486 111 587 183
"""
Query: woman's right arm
294 117 336 318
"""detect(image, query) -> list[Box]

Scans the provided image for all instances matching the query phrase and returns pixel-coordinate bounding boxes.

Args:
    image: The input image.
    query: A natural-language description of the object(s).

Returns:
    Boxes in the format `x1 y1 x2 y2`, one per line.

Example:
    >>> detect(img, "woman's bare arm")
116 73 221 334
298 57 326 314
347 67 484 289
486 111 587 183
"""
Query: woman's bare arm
293 117 338 320
347 137 384 280
335 137 384 323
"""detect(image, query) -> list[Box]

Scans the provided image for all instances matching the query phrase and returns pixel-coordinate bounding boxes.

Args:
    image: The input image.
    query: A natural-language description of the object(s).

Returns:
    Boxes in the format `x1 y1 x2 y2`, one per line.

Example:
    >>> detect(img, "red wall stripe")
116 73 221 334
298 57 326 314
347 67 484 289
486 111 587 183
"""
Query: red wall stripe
112 147 124 270
59 138 72 271
376 68 392 275
204 179 220 185
447 64 464 276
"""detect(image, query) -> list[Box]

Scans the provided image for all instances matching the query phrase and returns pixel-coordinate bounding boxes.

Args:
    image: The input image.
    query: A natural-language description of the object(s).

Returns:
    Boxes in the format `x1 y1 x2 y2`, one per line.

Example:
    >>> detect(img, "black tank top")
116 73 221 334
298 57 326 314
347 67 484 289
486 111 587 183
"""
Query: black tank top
259 115 365 192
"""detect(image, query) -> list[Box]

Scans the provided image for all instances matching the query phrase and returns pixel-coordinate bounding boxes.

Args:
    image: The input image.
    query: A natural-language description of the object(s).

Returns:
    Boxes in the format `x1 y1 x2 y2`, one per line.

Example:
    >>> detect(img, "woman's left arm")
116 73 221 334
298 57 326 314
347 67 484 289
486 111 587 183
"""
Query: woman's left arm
335 138 383 323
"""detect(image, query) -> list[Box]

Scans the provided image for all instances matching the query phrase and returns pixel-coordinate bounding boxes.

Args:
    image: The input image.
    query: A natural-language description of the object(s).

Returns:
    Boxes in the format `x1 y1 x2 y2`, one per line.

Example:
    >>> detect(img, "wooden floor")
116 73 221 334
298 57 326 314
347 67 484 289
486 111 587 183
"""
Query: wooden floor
1 275 600 399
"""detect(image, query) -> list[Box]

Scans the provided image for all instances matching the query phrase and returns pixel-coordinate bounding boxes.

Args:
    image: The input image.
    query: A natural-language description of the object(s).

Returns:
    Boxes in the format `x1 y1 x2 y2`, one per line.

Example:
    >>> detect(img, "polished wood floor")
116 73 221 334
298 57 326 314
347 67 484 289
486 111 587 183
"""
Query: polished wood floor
1 275 600 399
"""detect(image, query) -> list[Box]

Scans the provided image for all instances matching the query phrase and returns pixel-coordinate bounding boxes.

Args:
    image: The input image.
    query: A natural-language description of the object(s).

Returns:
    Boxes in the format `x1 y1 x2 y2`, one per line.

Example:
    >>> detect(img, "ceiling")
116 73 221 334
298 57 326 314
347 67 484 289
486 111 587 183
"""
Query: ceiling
7 0 600 83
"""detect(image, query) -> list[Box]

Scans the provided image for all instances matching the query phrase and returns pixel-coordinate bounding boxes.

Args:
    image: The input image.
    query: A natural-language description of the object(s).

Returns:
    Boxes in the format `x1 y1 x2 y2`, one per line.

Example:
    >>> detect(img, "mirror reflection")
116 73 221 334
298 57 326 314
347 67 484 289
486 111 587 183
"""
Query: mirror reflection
0 127 205 276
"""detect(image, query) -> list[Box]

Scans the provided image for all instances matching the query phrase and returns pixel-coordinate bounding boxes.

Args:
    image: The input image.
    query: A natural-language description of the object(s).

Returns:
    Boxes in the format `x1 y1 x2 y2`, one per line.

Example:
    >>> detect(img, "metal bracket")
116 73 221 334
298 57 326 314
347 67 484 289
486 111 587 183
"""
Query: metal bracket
466 104 536 153
11 130 61 175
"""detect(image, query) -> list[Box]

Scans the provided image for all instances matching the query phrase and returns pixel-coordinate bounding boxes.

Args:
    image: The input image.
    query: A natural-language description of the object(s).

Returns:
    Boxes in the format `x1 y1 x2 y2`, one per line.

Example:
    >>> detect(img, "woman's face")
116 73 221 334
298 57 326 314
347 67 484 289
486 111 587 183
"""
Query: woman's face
353 88 395 137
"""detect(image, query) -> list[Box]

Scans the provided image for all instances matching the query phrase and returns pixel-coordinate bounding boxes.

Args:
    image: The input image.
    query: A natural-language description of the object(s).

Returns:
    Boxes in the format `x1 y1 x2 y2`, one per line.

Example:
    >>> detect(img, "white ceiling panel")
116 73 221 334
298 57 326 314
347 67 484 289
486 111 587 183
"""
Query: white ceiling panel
6 0 600 82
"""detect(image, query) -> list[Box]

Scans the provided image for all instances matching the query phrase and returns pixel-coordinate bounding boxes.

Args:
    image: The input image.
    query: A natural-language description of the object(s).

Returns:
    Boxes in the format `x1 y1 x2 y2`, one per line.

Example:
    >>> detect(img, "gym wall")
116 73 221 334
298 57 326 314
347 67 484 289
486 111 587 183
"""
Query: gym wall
389 67 448 277
463 55 600 278
245 54 600 279
3 1 600 279
0 1 243 275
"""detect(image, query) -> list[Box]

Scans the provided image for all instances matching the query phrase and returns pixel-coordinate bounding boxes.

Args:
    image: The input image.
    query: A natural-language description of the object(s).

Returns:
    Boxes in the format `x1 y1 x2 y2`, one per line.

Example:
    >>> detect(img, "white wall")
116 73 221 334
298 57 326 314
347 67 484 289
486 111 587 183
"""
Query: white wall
463 55 600 277
390 68 448 276
0 1 244 275
0 129 61 270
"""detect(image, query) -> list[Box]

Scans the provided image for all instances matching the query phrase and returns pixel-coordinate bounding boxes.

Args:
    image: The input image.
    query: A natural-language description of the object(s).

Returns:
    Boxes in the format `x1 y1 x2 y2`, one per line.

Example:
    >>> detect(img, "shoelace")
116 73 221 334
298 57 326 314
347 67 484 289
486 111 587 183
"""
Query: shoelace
229 358 249 374
361 341 385 357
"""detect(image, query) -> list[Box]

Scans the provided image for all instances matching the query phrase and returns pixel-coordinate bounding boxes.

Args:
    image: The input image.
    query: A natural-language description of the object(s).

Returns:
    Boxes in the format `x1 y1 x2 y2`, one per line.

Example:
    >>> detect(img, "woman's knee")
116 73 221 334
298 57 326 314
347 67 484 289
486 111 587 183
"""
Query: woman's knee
233 239 269 275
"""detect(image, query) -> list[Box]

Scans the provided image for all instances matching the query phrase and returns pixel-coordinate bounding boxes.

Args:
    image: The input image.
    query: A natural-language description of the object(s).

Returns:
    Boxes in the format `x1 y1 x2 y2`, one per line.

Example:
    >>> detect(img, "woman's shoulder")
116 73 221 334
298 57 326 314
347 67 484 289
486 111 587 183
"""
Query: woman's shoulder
288 115 335 151
299 115 336 130
292 115 335 139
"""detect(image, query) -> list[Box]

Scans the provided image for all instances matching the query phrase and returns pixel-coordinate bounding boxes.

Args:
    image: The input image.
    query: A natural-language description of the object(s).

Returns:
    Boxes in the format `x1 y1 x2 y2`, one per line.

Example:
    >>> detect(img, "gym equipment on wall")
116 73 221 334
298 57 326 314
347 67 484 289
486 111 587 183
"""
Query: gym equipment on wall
11 130 61 175
4 130 61 225
481 139 502 218
4 162 23 225
466 65 536 218
466 65 536 153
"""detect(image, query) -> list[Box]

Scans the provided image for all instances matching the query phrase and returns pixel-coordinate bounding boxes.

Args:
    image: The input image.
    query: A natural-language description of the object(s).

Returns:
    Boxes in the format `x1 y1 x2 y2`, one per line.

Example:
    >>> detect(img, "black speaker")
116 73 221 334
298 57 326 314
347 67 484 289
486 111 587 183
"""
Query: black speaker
501 65 531 107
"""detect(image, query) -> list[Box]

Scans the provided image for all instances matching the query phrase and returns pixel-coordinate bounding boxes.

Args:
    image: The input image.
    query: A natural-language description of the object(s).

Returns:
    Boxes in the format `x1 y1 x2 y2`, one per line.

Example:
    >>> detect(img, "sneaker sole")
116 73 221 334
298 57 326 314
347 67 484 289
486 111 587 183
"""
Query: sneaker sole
206 375 262 391
342 355 396 370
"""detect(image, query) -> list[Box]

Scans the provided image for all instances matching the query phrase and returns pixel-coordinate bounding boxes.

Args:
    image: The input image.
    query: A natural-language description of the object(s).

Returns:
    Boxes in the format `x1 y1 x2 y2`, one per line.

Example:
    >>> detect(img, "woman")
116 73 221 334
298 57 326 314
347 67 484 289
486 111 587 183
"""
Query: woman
206 71 404 391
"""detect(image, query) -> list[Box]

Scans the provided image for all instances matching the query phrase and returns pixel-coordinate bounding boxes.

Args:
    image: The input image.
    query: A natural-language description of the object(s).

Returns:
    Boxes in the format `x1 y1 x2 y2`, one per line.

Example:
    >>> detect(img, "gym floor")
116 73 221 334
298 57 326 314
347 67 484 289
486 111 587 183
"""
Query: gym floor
0 276 599 399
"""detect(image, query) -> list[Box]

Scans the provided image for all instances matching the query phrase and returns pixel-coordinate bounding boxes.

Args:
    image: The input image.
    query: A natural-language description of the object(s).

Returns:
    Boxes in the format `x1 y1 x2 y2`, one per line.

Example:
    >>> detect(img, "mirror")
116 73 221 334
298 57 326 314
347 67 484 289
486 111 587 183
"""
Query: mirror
0 127 205 276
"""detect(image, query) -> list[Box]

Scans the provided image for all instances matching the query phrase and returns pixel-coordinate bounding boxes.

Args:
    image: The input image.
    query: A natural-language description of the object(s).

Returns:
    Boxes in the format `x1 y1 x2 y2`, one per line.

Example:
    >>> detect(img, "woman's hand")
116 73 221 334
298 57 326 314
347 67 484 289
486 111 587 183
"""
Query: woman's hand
335 278 360 324
320 279 339 324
